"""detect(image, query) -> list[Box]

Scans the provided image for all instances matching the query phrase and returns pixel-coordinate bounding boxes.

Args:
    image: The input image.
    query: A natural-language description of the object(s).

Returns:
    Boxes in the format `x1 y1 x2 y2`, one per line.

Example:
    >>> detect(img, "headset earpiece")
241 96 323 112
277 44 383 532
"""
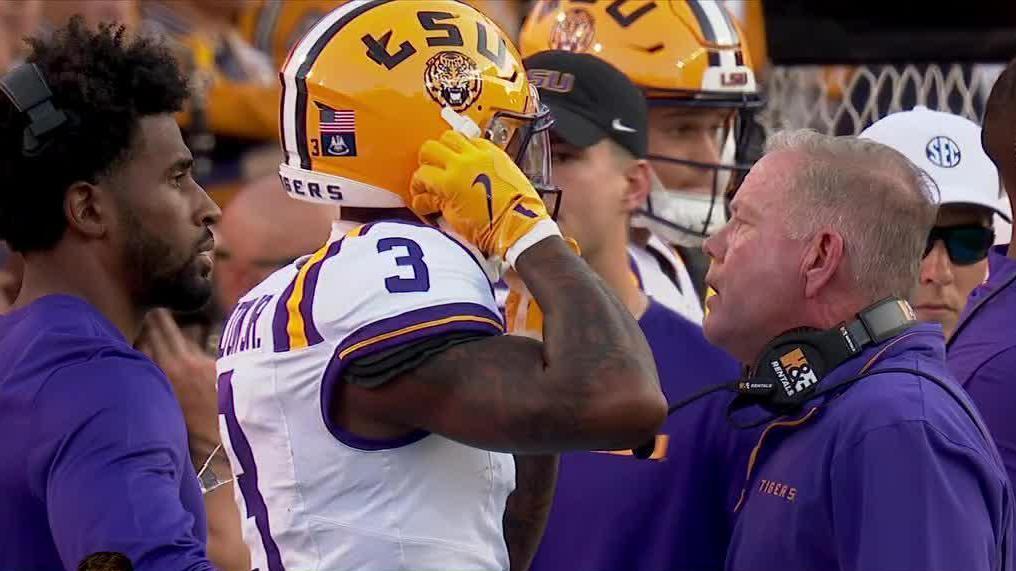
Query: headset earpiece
0 63 70 157
740 327 839 413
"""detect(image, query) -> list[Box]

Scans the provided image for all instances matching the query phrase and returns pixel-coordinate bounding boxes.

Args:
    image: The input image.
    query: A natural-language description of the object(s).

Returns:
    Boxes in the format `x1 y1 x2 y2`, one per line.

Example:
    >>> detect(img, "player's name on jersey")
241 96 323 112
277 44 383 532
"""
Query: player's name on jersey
219 294 274 358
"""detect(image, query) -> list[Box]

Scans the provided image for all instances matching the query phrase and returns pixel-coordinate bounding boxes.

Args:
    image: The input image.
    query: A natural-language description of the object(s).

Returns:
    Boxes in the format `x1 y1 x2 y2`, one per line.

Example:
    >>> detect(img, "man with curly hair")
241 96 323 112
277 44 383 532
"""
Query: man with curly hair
0 18 220 570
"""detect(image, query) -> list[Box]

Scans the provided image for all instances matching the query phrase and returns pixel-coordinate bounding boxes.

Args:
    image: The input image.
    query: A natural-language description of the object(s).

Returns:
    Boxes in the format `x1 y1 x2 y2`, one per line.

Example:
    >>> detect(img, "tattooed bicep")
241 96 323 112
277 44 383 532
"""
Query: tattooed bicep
408 333 547 386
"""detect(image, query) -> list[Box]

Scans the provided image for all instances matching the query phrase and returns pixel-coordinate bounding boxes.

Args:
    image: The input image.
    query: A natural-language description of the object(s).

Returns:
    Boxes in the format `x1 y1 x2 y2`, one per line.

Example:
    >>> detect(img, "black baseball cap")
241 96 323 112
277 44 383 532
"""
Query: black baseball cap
524 50 648 158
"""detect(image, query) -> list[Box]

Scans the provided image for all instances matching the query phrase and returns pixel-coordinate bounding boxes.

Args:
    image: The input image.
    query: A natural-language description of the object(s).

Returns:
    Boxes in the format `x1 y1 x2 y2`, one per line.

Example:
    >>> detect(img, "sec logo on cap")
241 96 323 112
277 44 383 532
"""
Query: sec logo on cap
926 135 962 168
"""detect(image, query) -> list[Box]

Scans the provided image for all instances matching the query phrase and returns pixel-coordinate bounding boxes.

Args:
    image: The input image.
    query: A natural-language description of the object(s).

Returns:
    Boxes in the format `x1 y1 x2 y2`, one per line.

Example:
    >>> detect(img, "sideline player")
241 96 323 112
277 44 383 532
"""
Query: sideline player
216 2 666 570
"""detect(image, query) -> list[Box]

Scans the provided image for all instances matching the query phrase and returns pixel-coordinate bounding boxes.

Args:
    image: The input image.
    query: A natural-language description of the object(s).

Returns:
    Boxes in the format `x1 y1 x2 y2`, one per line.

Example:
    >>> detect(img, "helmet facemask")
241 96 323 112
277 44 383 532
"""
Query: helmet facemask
482 100 562 219
634 104 761 246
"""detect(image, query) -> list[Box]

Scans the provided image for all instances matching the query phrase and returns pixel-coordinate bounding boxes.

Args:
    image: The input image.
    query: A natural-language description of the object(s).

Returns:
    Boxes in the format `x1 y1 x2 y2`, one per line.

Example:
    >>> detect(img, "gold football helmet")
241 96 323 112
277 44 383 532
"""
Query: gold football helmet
520 0 762 245
279 0 552 211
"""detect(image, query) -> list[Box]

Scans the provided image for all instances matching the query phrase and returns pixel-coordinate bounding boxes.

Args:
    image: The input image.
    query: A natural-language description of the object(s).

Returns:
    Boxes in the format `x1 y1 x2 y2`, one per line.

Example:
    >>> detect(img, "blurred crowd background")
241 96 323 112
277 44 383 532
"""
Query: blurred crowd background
1 0 1015 321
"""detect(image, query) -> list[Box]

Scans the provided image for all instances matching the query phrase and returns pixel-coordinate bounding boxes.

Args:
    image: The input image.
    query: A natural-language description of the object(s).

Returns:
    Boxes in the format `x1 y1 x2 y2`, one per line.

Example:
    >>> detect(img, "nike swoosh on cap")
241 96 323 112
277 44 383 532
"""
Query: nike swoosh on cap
612 118 637 133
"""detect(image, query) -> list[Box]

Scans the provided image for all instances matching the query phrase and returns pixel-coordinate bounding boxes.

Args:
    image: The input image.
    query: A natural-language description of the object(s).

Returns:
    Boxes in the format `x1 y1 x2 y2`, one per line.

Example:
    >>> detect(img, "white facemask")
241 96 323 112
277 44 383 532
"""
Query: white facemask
634 188 728 248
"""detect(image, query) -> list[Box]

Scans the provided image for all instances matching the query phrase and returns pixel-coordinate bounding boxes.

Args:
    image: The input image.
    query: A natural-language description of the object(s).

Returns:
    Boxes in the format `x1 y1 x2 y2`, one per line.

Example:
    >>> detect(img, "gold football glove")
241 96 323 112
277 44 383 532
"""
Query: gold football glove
411 130 560 265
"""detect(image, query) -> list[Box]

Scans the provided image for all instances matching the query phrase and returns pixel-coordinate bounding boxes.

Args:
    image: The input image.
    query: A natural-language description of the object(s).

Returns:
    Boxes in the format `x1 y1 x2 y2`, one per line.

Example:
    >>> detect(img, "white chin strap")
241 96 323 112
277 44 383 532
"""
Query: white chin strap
633 188 728 248
278 163 406 208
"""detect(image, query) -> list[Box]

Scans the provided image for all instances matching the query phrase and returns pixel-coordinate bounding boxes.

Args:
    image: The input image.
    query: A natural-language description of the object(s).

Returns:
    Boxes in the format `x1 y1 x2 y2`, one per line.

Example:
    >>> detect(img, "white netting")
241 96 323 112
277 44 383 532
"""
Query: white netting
757 62 1005 137
755 61 1013 243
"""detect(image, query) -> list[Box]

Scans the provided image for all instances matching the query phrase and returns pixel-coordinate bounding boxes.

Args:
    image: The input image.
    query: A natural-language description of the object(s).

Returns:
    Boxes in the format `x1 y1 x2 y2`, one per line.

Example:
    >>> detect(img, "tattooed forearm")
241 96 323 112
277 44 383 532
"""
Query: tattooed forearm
513 237 665 442
504 454 559 571
354 237 666 453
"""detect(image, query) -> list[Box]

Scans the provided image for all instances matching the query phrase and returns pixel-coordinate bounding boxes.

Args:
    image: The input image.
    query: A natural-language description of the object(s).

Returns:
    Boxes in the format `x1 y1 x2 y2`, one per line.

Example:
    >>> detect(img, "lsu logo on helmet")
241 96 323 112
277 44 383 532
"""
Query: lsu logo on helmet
424 51 483 112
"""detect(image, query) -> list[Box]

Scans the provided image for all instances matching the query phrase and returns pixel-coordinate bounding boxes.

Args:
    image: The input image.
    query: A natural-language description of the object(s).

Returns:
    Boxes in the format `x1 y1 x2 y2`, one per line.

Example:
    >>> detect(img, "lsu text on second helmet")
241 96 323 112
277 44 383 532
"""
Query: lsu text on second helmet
279 0 553 213
520 0 763 246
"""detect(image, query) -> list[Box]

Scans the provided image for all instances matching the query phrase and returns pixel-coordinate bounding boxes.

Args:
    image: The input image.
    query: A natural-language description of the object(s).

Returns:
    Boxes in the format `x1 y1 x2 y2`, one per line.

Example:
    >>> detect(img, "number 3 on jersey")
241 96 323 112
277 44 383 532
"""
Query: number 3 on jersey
378 237 430 293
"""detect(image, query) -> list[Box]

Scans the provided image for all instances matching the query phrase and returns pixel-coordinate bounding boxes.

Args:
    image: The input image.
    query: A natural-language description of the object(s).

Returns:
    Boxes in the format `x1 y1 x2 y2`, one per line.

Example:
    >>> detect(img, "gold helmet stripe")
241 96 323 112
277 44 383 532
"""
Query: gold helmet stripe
281 0 393 172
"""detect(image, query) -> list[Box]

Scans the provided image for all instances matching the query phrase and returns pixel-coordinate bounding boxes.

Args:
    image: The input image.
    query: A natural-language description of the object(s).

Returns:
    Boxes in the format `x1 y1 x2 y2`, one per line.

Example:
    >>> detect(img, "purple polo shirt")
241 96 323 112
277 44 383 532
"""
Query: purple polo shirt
727 323 1012 571
530 299 749 571
949 244 1016 487
0 295 213 570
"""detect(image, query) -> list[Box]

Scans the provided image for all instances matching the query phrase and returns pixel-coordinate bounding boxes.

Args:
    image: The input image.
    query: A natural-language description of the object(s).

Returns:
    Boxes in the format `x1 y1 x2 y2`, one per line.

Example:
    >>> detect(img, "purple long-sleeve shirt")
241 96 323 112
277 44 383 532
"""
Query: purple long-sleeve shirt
949 245 1016 488
530 300 749 571
0 295 213 570
727 324 1013 571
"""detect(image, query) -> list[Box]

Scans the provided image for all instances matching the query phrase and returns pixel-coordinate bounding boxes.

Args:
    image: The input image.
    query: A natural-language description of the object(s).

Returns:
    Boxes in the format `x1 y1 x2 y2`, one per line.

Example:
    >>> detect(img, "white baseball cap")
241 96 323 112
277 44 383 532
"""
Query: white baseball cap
860 106 1010 222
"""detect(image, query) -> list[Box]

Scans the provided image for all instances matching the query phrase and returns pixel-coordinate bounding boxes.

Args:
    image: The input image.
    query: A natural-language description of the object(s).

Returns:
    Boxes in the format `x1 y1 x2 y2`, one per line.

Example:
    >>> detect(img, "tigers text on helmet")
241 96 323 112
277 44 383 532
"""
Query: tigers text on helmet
520 0 763 246
279 0 553 212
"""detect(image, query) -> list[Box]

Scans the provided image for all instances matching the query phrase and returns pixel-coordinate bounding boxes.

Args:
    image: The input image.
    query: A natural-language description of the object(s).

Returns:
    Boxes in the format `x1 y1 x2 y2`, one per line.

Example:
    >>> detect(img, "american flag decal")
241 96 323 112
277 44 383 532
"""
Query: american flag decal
319 105 355 133
315 102 357 157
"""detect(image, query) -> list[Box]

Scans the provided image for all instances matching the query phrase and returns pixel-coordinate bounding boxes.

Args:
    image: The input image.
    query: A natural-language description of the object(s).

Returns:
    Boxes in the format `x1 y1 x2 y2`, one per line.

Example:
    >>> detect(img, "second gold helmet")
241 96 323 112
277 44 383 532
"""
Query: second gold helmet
521 0 763 246
521 0 758 103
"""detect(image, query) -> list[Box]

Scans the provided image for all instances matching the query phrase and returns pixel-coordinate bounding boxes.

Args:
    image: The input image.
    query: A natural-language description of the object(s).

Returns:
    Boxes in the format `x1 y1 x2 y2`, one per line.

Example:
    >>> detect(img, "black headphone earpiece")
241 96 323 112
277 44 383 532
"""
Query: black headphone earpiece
732 325 854 417
0 63 71 157
730 298 919 418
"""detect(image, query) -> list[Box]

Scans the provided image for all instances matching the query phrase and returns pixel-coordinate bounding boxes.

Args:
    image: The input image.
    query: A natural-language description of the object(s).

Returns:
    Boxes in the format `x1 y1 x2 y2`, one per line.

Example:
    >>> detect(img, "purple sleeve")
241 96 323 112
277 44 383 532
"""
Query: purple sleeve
830 421 1003 571
964 346 1016 488
41 358 215 571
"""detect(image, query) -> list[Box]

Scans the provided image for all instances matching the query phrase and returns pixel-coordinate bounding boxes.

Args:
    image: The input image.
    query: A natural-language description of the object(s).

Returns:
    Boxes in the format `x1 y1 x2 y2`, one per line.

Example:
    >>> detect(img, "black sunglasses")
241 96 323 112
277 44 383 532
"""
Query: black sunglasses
923 224 995 266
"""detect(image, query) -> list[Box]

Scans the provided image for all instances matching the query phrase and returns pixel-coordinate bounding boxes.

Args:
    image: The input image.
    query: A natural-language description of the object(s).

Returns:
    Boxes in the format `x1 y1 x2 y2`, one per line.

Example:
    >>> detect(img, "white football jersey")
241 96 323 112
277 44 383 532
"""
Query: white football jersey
628 234 704 324
216 220 515 571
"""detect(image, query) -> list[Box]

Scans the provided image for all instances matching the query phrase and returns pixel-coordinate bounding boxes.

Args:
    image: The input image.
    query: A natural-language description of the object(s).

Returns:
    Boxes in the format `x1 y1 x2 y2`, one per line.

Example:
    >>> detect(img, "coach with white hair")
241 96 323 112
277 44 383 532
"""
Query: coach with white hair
704 129 1013 570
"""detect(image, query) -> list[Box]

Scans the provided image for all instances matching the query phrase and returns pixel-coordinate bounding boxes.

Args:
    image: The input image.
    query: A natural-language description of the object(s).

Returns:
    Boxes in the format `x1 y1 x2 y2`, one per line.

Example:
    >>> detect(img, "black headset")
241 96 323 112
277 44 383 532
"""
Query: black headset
633 297 992 458
0 62 71 156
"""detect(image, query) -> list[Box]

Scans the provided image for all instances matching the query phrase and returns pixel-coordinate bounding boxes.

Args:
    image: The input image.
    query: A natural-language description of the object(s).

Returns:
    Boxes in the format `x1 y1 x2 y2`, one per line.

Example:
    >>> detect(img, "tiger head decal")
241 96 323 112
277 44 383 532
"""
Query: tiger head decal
549 8 596 53
424 51 483 112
